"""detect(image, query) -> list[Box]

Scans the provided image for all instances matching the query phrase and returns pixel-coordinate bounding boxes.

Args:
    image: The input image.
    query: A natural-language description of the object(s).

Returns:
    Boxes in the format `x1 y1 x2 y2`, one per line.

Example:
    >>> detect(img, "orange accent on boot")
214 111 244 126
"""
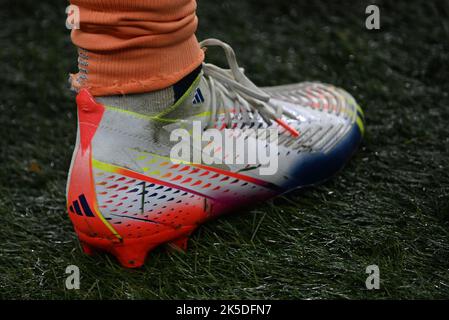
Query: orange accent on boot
275 118 300 137
76 224 197 268
67 89 122 243
76 89 106 151
67 89 209 268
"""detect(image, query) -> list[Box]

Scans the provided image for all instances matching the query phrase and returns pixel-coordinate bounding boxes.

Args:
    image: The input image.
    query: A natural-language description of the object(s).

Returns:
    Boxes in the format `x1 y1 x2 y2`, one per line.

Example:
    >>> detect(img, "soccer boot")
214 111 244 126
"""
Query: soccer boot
66 39 364 268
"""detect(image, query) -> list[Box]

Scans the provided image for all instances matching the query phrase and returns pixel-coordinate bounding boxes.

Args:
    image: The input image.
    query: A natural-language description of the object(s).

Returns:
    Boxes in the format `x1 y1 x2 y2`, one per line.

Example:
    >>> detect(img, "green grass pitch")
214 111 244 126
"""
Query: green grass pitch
0 0 448 299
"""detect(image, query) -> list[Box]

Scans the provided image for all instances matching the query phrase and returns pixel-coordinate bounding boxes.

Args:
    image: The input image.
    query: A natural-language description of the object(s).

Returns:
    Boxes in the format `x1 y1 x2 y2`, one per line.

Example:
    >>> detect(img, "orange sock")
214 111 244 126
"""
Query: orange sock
69 0 204 96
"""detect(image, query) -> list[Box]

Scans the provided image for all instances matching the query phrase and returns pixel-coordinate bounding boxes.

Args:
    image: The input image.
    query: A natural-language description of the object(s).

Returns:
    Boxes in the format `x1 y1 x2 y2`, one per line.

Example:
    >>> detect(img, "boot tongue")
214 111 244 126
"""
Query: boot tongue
159 73 233 170
163 75 209 120
161 73 231 129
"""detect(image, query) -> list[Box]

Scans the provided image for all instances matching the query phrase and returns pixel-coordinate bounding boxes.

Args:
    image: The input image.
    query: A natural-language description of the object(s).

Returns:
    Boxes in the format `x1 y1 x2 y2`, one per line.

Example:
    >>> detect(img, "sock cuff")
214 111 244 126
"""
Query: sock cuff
69 0 204 96
95 64 202 116
70 35 204 96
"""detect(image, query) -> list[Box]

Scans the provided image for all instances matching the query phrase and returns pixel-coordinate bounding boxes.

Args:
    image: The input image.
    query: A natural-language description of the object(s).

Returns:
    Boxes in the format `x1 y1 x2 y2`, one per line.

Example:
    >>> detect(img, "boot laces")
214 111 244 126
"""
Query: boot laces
200 39 299 137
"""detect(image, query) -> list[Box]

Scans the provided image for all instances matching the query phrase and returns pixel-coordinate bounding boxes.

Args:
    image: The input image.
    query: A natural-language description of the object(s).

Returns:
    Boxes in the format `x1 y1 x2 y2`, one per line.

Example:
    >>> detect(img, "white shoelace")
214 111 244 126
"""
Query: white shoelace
200 39 299 137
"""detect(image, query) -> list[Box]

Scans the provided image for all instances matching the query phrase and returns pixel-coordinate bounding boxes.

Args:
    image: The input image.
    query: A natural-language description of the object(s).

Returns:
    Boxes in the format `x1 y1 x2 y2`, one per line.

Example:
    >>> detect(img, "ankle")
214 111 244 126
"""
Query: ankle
95 65 202 116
